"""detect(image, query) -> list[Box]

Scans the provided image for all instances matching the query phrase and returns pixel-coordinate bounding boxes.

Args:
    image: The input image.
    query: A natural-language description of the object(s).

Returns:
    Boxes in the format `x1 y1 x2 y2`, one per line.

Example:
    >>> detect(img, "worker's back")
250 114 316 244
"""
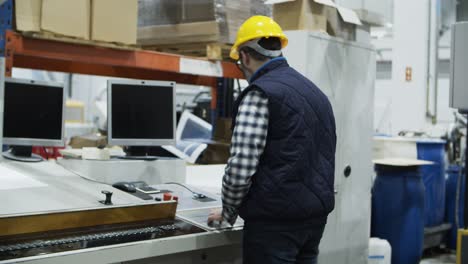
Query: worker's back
236 57 337 226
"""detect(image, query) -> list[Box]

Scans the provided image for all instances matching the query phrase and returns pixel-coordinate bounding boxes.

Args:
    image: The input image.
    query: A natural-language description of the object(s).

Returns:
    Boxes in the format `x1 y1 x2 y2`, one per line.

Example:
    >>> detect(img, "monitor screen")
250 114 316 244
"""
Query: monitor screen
109 81 175 146
3 78 64 146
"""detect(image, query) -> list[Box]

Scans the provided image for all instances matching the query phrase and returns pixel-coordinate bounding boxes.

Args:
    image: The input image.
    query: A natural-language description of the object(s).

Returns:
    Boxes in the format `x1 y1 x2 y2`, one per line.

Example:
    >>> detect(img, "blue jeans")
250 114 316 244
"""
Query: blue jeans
242 223 325 264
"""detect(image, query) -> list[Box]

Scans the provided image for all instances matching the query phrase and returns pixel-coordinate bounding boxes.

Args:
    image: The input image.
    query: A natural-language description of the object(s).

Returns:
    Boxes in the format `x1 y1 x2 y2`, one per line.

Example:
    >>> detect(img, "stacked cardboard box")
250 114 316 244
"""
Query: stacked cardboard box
15 0 42 32
15 0 138 45
41 0 91 40
137 0 271 46
269 0 362 41
272 0 329 32
91 0 138 45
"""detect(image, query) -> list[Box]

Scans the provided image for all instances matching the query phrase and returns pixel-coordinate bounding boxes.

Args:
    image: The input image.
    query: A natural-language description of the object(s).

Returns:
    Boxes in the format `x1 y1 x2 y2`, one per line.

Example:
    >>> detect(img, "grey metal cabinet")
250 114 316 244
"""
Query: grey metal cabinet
284 31 376 264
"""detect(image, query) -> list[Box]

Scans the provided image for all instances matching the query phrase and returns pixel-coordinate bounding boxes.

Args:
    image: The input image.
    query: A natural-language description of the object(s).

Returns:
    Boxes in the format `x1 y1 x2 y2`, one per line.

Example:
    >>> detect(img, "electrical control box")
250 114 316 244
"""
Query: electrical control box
450 22 468 112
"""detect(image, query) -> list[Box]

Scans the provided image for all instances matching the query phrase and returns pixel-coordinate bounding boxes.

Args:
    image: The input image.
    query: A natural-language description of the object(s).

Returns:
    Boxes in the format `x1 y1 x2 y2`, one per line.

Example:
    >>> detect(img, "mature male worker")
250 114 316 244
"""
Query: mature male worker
207 16 337 264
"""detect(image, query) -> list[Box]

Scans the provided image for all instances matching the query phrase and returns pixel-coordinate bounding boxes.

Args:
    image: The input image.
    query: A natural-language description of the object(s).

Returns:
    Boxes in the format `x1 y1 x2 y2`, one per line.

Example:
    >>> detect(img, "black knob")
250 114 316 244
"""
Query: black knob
101 190 113 205
344 166 352 178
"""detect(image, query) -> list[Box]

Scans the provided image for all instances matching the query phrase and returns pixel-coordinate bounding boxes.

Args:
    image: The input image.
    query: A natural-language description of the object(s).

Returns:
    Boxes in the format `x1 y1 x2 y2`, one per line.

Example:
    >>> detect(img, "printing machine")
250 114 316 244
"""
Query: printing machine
0 30 375 264
0 159 243 264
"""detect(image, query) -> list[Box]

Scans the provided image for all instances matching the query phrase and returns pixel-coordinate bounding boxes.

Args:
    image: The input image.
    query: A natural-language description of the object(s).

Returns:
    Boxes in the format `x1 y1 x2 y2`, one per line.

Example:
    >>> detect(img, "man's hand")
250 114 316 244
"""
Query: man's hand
207 208 223 228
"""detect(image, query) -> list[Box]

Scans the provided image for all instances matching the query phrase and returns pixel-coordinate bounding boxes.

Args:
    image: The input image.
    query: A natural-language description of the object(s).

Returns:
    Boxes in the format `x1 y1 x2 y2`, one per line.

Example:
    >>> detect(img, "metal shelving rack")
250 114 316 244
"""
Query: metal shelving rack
0 0 242 110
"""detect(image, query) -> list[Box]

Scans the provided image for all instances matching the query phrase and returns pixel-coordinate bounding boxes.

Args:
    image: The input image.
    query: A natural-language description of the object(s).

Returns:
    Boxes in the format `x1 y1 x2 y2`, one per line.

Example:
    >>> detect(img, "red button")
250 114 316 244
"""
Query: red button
163 193 172 201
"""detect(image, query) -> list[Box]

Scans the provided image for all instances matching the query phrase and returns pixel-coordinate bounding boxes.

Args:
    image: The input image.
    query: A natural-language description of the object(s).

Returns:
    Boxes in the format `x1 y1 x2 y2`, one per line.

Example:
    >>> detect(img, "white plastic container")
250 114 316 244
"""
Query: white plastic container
368 238 391 264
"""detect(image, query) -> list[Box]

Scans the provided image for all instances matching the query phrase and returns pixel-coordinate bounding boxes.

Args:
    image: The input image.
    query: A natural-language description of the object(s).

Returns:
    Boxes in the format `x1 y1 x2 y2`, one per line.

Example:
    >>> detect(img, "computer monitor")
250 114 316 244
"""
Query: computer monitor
3 78 65 162
107 80 176 159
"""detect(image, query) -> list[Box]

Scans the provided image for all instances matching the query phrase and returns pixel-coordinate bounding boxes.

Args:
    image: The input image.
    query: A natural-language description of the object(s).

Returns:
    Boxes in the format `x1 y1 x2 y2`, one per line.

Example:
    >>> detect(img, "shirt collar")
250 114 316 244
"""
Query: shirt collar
249 57 287 83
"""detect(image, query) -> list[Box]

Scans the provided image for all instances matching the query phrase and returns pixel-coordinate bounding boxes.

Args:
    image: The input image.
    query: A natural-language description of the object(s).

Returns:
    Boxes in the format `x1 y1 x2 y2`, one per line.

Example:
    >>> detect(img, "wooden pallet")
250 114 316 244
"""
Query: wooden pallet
146 42 232 61
138 21 234 60
21 31 140 51
24 31 232 60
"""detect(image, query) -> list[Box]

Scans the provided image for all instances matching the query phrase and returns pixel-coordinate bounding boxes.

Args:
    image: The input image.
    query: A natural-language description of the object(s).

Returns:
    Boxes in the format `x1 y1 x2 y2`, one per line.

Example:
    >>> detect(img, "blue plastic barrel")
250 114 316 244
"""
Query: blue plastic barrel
445 165 465 249
371 164 425 264
416 139 446 227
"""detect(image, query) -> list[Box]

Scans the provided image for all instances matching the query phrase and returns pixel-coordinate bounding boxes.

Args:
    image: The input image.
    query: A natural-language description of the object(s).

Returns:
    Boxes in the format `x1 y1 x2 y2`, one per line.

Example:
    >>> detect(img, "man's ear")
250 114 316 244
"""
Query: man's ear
240 50 250 66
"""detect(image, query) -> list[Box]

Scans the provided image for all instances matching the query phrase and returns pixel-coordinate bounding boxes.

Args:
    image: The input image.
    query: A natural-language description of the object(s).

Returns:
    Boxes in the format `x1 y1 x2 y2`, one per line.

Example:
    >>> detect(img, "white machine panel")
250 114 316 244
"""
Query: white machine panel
450 22 468 111
57 158 186 185
0 159 243 264
284 31 375 264
0 160 146 216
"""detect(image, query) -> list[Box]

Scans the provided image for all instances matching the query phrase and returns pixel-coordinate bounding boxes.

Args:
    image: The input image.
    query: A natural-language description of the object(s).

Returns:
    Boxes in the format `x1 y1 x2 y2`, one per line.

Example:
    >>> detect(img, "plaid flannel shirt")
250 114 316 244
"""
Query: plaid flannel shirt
221 89 269 225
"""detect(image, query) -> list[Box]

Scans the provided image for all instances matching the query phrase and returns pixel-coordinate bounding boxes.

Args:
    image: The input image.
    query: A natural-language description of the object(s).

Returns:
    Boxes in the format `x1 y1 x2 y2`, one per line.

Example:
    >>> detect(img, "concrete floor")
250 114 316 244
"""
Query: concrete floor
420 254 456 264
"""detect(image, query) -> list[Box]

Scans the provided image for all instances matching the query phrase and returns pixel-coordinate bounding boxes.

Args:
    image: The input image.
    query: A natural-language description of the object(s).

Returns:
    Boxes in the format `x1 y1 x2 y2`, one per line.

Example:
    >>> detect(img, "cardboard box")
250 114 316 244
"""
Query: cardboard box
198 142 230 164
91 0 138 45
269 0 362 40
15 0 42 32
138 21 220 46
65 100 85 124
326 7 356 41
41 0 91 40
272 0 329 31
213 118 233 143
137 0 270 46
69 134 107 149
195 117 232 164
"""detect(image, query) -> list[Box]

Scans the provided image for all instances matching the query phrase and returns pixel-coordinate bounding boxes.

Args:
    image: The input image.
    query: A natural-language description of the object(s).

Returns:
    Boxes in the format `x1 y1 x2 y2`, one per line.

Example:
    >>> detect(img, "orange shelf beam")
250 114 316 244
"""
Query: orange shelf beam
4 31 242 83
4 30 243 110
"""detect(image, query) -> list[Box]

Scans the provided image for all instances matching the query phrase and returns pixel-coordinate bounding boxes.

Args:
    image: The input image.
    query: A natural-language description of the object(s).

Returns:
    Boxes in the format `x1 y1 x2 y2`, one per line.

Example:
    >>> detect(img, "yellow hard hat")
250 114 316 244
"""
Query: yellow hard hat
230 15 288 60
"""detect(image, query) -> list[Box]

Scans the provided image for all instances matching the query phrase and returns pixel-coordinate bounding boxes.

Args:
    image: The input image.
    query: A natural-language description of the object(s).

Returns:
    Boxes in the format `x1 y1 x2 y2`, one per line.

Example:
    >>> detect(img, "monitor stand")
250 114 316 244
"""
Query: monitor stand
2 146 44 162
118 146 159 161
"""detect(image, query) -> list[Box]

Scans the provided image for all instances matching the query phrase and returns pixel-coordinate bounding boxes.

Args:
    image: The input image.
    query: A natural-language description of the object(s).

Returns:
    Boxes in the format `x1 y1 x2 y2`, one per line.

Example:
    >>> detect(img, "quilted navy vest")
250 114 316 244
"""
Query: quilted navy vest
233 57 337 226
